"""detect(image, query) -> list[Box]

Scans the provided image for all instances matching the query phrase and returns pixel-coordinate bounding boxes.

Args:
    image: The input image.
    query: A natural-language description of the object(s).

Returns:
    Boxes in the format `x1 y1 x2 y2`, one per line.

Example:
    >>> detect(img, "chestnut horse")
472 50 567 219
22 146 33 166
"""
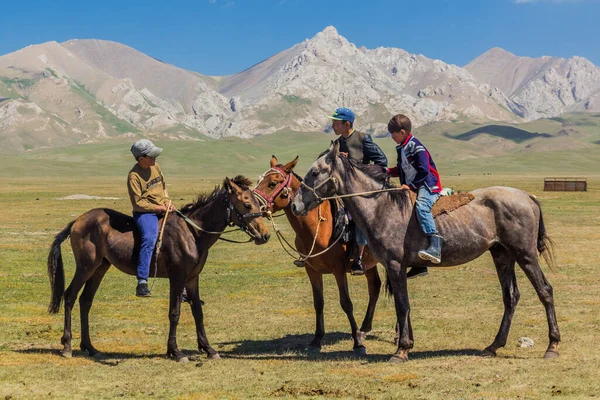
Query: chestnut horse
292 143 560 362
254 156 381 355
47 176 270 362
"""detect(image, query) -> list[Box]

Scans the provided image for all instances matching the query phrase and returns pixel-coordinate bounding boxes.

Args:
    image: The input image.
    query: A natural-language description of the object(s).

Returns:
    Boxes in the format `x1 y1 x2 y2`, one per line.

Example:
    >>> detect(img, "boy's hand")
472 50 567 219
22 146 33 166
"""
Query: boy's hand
339 152 348 158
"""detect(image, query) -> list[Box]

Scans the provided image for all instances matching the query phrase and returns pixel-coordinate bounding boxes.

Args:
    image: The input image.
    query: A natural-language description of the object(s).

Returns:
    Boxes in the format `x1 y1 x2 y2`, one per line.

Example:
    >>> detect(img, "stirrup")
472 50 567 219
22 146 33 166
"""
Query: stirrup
293 259 306 267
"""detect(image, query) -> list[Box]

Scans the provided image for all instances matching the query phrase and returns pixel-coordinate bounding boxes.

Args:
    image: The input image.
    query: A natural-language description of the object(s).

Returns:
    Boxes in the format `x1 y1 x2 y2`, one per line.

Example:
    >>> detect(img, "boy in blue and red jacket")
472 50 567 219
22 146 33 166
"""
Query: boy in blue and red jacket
387 114 443 278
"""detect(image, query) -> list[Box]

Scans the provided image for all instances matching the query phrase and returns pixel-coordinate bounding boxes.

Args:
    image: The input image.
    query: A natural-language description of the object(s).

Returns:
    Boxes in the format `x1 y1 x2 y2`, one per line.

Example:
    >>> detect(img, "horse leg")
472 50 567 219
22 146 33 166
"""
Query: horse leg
186 276 220 359
166 278 188 363
79 260 111 357
386 261 413 363
483 246 519 357
332 269 366 356
516 252 561 358
61 267 95 358
305 267 325 352
359 265 381 335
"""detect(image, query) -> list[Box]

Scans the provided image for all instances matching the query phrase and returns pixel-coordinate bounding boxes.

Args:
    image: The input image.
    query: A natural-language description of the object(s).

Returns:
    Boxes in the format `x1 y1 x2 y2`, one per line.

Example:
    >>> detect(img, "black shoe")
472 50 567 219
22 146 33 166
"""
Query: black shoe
136 282 151 297
407 267 428 279
350 259 365 276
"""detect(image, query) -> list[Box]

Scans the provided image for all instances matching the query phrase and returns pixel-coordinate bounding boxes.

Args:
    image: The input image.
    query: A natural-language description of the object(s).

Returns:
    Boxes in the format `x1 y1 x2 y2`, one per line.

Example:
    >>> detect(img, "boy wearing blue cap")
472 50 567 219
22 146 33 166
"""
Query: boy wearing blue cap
328 107 388 275
127 139 174 297
387 114 443 278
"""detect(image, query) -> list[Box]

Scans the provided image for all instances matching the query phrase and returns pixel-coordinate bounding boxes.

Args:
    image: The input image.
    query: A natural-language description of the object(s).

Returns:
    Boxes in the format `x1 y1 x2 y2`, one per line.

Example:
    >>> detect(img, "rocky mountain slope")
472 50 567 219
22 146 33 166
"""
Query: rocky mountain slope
1 26 599 152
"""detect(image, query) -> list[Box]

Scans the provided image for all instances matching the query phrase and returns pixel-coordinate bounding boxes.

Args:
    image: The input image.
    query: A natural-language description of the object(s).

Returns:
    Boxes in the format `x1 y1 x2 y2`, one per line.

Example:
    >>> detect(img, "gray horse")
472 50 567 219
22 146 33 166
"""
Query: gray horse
292 142 560 363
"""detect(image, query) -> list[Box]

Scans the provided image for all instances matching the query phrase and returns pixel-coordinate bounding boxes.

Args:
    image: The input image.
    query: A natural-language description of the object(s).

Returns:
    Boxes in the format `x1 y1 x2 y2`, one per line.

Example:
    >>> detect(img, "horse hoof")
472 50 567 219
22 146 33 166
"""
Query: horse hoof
481 348 497 358
178 356 189 363
208 353 221 360
353 346 367 357
61 351 72 359
388 354 408 364
544 350 559 359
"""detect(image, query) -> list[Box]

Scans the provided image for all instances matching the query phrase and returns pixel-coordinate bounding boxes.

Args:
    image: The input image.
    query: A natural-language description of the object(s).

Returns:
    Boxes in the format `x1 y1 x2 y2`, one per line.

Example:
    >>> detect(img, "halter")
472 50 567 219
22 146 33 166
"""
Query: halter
176 191 263 242
253 167 293 214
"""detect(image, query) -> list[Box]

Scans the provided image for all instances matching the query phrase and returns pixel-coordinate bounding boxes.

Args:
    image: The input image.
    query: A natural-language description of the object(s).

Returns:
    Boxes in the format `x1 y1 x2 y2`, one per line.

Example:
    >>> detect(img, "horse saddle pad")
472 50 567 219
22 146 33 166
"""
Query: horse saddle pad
408 191 474 217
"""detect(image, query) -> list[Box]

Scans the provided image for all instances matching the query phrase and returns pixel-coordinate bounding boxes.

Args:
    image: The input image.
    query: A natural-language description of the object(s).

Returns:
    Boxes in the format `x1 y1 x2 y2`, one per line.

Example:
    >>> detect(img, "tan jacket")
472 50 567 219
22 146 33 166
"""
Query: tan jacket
127 163 170 213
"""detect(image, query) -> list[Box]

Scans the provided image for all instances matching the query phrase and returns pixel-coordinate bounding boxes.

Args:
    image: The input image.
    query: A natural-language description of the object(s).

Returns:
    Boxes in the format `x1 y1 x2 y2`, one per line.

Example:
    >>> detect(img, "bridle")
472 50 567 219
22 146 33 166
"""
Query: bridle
253 167 293 215
175 190 264 242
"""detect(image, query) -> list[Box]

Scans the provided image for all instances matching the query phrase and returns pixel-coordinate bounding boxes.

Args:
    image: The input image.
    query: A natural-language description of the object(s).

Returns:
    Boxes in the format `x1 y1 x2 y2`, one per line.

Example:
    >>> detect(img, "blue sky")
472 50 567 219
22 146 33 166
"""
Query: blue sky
1 0 599 76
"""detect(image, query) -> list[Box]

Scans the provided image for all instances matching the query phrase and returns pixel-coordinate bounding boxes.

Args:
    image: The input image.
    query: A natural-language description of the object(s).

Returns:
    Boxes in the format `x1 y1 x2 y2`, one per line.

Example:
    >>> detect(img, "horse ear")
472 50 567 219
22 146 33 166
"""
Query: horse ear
331 141 340 159
282 156 298 172
270 155 278 168
224 177 234 194
226 178 242 195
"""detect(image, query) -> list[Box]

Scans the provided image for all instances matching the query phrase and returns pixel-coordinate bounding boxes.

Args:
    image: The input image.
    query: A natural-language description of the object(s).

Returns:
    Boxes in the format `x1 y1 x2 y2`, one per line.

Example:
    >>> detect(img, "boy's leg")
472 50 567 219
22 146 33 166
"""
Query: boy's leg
134 212 159 296
351 225 367 276
412 187 443 275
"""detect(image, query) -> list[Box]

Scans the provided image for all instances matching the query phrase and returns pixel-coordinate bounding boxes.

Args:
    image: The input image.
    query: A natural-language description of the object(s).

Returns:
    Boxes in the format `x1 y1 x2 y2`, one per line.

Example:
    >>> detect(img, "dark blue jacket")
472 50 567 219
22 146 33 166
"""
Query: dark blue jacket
388 134 442 193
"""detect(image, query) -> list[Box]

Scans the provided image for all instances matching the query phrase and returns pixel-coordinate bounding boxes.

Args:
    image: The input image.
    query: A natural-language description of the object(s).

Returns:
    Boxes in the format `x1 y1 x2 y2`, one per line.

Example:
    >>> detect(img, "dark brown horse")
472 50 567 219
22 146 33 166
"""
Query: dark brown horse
48 176 270 362
254 156 381 355
292 143 560 362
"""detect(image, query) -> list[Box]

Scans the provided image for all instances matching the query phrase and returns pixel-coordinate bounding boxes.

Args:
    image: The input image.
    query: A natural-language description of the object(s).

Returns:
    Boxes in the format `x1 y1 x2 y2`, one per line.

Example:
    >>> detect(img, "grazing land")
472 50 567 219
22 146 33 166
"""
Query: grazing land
0 134 599 399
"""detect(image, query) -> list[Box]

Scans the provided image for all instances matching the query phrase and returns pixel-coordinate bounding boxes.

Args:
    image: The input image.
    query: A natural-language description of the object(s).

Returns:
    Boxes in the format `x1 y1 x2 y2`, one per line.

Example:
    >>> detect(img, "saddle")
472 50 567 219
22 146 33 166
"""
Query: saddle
408 191 474 217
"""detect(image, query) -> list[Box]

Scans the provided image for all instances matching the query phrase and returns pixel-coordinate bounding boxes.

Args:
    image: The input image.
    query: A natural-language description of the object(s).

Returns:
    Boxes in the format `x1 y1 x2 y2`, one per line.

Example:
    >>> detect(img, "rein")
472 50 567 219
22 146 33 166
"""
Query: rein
300 177 405 203
174 193 263 243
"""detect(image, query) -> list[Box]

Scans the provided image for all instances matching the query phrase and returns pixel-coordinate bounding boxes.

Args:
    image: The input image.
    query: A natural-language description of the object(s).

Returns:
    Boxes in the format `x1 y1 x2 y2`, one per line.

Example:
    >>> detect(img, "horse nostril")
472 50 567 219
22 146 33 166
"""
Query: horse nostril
292 204 297 213
264 233 271 242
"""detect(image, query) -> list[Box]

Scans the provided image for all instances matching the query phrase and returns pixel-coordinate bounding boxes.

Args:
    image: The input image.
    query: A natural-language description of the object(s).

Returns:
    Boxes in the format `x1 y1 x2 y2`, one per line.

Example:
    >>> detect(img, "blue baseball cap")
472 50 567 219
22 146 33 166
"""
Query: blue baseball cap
326 107 355 123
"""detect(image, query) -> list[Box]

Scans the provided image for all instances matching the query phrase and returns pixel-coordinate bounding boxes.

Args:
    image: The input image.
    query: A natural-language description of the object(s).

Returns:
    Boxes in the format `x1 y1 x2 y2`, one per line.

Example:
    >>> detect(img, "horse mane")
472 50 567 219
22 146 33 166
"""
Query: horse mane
338 156 410 210
180 175 253 214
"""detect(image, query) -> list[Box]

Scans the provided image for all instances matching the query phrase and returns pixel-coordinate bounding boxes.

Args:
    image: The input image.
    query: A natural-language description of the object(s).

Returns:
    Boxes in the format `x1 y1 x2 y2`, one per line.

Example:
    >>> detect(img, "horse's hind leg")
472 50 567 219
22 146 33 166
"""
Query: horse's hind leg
186 276 219 360
517 252 561 358
360 264 381 335
61 267 95 358
79 260 111 357
333 269 366 356
386 260 413 363
483 246 519 357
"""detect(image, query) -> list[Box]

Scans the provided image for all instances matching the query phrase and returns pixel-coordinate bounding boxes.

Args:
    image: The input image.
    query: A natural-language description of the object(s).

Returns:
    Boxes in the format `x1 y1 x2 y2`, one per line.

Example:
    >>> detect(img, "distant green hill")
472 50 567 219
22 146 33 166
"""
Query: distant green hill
2 114 599 180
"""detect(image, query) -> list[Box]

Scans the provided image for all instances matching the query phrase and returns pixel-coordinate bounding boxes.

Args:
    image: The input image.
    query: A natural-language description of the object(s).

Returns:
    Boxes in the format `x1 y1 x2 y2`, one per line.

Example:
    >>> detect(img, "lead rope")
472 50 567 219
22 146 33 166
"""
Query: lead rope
150 200 171 291
269 204 345 262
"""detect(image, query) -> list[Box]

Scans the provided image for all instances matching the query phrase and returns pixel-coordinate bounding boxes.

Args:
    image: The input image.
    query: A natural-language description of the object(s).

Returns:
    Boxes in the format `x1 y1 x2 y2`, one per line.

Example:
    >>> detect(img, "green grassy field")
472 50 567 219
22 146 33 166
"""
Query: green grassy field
1 135 600 399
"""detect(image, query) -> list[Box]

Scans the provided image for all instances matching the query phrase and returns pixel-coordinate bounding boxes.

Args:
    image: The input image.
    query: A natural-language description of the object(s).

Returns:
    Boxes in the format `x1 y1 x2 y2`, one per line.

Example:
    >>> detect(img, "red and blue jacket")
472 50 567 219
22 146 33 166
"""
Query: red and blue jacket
388 133 442 193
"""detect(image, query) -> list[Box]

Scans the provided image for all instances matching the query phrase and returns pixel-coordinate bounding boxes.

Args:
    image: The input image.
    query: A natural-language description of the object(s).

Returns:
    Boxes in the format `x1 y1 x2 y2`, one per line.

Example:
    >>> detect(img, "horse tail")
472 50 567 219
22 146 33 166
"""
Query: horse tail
47 221 74 314
530 195 557 272
383 269 393 297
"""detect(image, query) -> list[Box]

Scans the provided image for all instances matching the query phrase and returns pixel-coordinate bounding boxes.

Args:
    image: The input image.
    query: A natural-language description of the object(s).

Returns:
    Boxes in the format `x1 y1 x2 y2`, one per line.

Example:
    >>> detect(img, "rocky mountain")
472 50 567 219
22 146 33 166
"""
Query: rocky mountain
466 47 600 120
1 26 599 152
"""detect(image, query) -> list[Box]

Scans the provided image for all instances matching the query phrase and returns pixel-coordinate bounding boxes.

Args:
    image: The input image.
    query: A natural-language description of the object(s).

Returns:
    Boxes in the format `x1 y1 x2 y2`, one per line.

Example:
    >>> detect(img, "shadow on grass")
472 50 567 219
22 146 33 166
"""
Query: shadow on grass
217 332 485 363
13 347 206 366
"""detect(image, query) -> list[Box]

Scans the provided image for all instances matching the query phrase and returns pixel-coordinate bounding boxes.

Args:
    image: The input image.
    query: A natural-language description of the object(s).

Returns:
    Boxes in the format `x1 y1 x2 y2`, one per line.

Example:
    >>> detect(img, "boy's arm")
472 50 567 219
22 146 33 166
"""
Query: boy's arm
127 174 160 212
362 135 388 167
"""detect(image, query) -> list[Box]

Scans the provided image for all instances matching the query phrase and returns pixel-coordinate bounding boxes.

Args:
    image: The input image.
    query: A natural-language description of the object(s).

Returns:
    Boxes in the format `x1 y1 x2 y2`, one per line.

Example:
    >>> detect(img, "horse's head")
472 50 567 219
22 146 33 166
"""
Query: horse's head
223 176 270 245
292 142 340 216
253 155 299 214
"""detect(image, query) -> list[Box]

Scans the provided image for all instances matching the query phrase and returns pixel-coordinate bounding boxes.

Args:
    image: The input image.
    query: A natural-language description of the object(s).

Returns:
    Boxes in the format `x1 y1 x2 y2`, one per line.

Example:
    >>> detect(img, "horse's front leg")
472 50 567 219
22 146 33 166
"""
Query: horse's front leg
186 276 220 359
386 260 413 363
305 267 325 352
166 278 188 362
332 269 366 356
